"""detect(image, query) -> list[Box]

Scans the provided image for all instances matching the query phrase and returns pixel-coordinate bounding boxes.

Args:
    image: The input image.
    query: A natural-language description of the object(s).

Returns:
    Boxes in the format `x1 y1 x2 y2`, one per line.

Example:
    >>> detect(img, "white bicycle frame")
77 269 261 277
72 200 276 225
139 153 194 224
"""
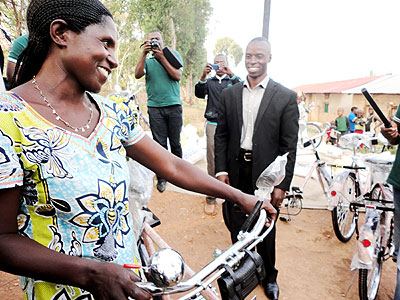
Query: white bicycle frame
137 211 275 300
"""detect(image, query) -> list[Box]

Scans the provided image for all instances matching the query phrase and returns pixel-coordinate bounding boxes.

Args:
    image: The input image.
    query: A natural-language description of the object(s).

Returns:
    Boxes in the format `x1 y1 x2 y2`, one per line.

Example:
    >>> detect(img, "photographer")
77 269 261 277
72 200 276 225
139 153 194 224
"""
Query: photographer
195 54 241 215
135 31 183 193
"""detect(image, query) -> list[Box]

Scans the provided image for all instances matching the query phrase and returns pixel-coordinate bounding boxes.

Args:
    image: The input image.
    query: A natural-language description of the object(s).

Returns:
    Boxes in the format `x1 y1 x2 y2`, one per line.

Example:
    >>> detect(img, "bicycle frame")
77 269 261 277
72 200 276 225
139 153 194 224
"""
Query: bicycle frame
137 210 274 300
351 184 394 268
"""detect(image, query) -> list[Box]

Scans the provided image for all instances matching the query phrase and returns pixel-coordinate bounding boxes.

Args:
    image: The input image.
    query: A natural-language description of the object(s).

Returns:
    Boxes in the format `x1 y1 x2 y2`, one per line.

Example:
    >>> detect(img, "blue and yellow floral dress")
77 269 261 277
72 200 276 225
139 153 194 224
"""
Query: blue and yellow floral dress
0 91 145 300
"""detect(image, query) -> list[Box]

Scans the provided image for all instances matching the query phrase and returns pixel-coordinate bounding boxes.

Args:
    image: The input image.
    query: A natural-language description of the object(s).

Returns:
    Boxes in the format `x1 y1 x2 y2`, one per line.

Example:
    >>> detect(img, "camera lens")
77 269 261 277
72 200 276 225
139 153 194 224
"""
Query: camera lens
150 39 160 49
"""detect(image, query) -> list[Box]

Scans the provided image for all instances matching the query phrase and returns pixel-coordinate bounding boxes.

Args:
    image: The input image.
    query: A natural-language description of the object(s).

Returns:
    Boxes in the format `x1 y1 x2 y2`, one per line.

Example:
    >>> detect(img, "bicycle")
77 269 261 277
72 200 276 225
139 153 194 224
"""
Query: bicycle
280 124 333 221
132 154 288 300
297 101 323 149
327 133 384 243
346 153 395 300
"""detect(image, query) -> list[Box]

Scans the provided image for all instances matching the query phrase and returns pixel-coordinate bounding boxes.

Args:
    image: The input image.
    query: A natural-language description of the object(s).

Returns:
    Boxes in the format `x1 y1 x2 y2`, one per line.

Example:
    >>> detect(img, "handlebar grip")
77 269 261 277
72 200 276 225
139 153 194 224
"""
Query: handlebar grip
361 88 392 128
303 139 315 148
240 200 263 233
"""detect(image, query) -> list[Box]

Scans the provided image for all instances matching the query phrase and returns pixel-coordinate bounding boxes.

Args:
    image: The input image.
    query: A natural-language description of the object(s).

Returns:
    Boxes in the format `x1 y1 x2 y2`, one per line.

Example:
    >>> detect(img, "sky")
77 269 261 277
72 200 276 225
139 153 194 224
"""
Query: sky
205 0 400 89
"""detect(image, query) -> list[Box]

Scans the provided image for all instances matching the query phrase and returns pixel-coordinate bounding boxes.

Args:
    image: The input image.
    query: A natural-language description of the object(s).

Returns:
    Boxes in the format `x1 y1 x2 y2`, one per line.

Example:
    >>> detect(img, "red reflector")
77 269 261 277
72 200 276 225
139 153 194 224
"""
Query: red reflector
331 191 337 196
362 239 371 247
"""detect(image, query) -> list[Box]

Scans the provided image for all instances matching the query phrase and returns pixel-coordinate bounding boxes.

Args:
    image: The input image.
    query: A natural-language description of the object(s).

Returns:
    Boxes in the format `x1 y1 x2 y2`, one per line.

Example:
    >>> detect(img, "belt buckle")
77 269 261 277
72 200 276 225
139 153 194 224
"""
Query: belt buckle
243 152 252 162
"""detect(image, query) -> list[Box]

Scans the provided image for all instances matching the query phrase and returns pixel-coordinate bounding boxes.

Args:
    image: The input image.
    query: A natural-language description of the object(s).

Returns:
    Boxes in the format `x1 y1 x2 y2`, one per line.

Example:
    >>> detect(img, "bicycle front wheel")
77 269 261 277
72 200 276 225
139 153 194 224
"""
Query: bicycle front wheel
331 173 357 242
306 123 322 148
287 196 302 216
358 184 388 300
359 262 382 300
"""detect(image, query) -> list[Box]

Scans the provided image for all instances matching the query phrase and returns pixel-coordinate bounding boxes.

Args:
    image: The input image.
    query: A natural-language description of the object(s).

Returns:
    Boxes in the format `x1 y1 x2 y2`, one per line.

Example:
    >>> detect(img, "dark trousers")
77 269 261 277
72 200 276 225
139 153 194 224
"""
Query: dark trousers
222 158 278 284
148 105 183 181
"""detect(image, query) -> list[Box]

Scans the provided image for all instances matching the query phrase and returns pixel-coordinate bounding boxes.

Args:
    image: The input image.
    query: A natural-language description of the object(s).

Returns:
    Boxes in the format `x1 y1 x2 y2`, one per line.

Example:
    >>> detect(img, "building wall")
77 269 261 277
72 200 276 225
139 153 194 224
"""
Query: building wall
305 93 400 123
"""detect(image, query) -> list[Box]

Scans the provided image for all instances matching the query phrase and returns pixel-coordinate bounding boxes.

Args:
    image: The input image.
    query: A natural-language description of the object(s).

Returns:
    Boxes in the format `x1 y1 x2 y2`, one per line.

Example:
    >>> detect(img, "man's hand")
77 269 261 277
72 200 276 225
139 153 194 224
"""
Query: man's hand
218 62 234 77
141 40 152 55
270 187 286 208
217 174 230 185
200 64 212 81
152 44 164 60
381 126 399 145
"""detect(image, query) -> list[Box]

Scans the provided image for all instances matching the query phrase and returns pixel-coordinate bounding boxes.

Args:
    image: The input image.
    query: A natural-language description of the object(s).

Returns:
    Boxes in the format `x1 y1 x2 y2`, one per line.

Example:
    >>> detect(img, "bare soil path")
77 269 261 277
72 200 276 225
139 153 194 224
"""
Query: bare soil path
0 188 396 300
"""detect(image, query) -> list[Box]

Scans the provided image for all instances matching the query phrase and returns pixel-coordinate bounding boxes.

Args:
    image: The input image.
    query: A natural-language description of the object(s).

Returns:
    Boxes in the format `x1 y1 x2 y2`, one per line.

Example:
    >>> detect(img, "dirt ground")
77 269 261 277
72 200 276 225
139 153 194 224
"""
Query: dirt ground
1 187 396 300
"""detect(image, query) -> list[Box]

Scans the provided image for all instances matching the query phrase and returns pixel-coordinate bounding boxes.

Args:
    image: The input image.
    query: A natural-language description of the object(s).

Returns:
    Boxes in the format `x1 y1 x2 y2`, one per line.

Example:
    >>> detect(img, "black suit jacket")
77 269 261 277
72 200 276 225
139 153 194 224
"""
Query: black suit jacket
214 78 299 192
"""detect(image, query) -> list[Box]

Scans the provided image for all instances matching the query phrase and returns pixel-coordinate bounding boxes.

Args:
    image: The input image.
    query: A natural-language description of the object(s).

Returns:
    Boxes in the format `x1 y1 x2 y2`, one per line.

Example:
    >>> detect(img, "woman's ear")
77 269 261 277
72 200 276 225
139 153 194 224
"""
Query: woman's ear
49 19 70 48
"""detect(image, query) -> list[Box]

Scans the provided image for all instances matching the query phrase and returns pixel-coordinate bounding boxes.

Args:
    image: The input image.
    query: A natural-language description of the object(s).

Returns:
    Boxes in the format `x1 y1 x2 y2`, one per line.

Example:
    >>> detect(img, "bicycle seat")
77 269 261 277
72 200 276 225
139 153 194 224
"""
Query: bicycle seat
291 186 303 193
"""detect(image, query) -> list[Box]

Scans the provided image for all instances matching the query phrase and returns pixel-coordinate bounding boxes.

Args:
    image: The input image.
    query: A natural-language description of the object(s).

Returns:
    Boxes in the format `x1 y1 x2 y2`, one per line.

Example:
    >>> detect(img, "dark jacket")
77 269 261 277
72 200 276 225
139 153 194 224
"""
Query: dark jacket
214 79 299 191
195 75 241 122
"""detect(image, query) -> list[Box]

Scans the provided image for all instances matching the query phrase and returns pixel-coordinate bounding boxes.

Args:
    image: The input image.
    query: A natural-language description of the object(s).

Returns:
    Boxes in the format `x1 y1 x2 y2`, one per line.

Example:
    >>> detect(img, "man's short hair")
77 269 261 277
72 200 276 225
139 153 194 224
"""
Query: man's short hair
214 53 227 61
248 37 271 53
149 30 162 37
351 106 358 112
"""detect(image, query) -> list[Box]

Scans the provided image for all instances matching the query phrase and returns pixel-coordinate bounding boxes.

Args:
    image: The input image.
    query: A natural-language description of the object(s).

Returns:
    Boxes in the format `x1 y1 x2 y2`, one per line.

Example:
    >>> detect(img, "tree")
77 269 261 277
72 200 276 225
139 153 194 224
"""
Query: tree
214 37 243 67
0 0 28 38
102 0 144 92
131 0 212 104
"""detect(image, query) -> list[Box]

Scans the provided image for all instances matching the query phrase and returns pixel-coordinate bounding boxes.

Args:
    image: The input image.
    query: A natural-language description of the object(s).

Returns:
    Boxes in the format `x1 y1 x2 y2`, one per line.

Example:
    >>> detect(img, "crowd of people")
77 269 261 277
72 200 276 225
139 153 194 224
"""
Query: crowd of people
0 1 399 300
324 105 383 146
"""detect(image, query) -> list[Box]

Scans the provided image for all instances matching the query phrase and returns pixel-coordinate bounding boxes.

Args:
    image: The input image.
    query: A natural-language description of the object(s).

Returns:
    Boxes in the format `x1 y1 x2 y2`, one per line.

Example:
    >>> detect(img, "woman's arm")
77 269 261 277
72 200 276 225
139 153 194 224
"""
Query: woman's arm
126 135 276 218
0 186 150 300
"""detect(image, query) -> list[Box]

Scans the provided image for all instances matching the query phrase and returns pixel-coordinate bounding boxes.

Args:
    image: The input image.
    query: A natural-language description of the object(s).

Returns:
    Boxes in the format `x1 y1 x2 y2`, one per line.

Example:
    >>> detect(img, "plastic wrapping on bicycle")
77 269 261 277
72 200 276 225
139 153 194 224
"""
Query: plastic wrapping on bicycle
240 201 262 233
327 164 366 170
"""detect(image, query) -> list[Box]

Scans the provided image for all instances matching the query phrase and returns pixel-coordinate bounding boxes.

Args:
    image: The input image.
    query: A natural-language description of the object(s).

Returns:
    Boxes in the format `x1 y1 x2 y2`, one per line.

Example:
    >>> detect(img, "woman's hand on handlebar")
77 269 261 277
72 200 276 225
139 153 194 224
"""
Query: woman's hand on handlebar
240 193 277 226
86 262 151 300
260 200 277 226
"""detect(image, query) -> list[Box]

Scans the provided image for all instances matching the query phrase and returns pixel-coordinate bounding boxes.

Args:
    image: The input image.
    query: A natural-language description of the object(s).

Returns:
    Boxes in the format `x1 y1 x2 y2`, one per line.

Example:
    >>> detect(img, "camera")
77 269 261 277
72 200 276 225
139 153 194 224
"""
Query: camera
211 64 219 70
150 39 161 50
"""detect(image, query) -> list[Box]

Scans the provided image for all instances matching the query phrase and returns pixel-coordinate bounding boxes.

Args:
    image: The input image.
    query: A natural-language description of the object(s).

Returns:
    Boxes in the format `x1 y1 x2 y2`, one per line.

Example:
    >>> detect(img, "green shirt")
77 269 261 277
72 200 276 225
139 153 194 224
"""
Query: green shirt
336 116 348 132
7 34 28 63
144 51 183 107
387 106 400 189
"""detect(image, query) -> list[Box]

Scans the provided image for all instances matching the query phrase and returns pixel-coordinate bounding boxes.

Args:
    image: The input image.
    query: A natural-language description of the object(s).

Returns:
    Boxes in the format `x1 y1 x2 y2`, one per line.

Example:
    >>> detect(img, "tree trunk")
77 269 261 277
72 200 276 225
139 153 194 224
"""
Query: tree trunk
186 66 193 106
169 16 176 50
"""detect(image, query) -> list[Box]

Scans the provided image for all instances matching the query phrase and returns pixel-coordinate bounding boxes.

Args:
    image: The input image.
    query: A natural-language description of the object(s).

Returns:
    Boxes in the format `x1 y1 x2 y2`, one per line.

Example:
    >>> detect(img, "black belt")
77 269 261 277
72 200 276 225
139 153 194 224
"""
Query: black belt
239 149 252 162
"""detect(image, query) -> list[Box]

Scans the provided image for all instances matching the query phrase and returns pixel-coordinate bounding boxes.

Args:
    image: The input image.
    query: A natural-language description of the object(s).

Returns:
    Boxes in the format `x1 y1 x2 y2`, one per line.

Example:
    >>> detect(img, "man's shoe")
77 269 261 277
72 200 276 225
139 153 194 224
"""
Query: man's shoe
156 180 166 193
264 282 279 300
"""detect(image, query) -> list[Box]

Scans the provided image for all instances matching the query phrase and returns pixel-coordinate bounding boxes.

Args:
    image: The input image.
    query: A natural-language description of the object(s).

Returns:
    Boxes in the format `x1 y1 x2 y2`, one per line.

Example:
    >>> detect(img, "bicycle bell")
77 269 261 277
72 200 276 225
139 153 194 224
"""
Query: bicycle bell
147 248 185 287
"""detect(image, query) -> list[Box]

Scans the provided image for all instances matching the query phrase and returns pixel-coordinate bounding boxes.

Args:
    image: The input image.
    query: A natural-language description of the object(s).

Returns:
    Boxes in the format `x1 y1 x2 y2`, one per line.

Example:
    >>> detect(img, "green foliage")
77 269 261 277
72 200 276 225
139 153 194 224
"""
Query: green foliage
1 0 212 98
0 0 29 38
131 0 212 95
214 37 243 66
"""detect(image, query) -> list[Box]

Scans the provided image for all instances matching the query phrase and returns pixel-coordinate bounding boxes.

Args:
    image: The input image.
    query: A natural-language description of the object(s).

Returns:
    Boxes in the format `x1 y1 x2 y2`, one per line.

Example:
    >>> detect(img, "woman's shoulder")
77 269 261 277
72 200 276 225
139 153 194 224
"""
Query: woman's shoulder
0 91 26 112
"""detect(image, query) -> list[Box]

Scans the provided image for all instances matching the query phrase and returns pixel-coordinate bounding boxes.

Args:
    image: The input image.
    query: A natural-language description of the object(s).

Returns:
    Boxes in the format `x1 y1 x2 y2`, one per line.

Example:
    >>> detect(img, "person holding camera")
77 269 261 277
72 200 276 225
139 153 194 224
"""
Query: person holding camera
195 54 241 215
135 31 183 193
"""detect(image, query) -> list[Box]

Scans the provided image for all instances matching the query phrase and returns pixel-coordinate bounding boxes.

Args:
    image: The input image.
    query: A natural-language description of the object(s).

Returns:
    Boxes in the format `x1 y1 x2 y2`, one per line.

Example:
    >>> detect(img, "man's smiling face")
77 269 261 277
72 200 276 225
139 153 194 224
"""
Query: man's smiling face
245 40 271 80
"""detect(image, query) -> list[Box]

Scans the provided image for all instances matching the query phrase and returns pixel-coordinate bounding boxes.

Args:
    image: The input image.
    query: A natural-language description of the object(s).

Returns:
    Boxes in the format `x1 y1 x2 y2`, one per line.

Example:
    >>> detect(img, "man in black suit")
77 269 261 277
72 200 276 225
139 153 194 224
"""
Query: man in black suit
215 37 298 300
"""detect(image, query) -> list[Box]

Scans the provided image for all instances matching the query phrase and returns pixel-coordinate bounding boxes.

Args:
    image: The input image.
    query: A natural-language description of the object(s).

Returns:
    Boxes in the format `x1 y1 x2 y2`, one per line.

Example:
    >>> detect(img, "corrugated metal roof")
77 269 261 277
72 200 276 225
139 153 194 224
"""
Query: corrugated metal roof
343 74 400 94
293 75 387 94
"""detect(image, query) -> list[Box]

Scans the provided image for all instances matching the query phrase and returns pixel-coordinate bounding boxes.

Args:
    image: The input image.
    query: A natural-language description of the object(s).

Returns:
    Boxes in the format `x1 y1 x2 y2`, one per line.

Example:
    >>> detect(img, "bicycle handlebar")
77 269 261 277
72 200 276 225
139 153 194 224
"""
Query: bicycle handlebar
240 200 262 233
136 209 274 298
302 125 331 148
327 164 366 170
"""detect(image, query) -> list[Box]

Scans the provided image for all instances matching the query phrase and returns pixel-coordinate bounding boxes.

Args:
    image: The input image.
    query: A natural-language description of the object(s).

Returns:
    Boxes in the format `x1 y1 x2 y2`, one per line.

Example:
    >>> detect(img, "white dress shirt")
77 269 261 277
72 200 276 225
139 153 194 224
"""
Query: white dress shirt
240 75 270 150
215 75 269 178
